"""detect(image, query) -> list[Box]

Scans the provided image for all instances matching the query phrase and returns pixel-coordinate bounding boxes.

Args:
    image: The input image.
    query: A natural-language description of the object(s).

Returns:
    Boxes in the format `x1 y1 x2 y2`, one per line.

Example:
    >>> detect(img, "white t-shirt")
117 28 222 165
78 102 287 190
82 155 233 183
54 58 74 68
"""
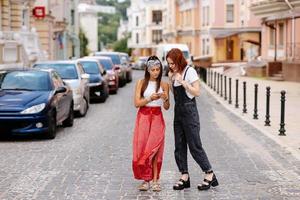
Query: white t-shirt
173 66 199 99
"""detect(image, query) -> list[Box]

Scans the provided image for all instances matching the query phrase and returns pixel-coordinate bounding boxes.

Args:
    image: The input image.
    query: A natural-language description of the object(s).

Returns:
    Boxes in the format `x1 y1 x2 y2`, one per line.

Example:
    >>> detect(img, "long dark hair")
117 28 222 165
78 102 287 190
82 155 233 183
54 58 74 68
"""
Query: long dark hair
140 55 163 98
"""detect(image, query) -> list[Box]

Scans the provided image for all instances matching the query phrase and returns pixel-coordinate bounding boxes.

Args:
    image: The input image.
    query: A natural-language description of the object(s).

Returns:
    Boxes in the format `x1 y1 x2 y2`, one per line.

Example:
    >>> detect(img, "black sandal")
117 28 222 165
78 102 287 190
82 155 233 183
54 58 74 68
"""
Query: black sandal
173 177 190 190
197 171 219 191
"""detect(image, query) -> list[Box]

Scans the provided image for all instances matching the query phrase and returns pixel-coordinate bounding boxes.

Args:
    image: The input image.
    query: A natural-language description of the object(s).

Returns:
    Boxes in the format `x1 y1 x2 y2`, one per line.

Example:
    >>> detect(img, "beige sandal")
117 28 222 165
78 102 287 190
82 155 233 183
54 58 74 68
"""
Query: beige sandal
138 181 150 191
152 182 161 192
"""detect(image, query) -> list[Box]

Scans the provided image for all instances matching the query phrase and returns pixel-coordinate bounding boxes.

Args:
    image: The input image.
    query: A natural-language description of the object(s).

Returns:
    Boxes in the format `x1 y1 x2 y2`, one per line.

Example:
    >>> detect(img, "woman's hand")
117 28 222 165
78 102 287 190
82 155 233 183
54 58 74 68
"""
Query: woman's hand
150 93 161 101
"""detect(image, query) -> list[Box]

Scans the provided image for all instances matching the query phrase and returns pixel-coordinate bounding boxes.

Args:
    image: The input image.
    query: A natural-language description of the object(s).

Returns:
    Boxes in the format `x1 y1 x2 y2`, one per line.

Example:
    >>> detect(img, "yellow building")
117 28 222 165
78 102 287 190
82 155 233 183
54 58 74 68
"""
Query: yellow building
0 0 44 68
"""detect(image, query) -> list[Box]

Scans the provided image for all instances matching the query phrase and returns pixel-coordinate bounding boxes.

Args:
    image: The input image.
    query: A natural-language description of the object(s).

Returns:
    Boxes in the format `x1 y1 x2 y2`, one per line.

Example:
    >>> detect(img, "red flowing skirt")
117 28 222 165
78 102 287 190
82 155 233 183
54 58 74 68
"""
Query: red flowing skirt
132 106 165 181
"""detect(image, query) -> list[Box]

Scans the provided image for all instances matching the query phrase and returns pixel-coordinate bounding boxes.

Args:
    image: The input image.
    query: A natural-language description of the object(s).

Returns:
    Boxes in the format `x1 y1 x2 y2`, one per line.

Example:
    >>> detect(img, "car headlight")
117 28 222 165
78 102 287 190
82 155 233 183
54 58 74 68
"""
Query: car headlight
88 82 102 87
109 76 116 81
21 103 46 114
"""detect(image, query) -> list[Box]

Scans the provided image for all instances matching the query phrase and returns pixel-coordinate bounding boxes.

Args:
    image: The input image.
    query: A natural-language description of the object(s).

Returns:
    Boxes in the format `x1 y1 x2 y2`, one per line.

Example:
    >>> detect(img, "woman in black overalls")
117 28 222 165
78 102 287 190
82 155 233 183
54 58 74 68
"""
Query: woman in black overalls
166 48 218 191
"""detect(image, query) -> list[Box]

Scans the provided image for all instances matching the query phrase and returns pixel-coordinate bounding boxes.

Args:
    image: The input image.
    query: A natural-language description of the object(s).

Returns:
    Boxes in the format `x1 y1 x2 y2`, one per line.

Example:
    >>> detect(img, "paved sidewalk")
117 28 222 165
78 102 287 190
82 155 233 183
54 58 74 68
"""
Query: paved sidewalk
205 68 300 160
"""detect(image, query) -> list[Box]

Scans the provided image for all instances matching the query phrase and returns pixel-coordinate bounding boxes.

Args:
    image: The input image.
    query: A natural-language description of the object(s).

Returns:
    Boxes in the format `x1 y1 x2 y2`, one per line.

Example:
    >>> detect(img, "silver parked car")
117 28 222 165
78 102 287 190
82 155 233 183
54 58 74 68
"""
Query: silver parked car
33 60 90 117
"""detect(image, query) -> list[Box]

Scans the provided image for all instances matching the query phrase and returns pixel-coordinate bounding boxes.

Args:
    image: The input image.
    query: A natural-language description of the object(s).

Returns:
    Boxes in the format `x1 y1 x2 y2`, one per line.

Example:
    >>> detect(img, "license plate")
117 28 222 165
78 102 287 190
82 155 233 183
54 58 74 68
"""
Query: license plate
95 91 101 96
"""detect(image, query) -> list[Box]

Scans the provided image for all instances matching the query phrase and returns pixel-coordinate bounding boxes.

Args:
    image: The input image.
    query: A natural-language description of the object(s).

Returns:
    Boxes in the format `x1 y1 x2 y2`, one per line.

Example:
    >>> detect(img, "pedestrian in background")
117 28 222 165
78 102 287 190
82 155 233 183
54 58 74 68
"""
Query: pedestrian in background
166 48 218 191
132 55 170 192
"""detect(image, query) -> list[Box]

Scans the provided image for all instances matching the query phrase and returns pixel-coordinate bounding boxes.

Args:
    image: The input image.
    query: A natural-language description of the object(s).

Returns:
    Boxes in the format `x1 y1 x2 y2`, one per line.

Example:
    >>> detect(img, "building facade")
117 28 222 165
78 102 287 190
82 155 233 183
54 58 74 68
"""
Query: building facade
196 0 261 68
251 0 300 82
78 0 115 53
127 0 166 56
33 0 80 60
0 0 45 68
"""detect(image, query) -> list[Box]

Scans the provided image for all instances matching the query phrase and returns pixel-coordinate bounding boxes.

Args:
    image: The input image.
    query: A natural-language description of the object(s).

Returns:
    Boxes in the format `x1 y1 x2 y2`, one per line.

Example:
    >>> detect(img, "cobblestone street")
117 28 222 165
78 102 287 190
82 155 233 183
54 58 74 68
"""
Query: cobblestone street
0 71 299 200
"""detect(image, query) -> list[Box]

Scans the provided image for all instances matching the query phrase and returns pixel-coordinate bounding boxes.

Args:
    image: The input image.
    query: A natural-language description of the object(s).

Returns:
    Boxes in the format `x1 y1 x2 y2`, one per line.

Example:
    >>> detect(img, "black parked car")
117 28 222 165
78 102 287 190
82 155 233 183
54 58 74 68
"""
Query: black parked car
94 52 127 87
78 58 110 102
0 68 74 139
120 52 133 82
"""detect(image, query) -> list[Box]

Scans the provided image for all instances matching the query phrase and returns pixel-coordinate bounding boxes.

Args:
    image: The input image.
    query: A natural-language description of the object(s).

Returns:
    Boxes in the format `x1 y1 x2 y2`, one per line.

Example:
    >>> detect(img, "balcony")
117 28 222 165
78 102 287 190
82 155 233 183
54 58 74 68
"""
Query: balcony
0 29 45 68
250 0 300 19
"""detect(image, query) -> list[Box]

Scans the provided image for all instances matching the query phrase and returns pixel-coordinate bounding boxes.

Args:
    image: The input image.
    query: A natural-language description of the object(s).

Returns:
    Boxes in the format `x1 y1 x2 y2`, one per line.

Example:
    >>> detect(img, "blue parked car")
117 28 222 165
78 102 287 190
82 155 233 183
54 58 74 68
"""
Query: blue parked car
0 68 74 139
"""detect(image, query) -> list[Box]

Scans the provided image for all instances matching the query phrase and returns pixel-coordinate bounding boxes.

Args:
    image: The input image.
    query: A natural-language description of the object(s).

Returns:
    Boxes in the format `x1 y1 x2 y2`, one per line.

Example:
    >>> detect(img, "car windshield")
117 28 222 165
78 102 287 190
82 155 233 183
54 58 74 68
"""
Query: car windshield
99 59 113 70
95 53 121 65
34 63 78 79
80 61 100 74
182 51 189 59
0 71 51 91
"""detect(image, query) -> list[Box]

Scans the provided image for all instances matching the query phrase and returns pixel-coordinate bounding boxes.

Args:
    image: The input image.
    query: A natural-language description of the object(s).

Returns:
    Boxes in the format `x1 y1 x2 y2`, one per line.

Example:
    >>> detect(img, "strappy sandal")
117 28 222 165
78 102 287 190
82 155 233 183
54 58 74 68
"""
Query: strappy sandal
138 181 150 191
152 182 161 192
173 177 190 190
197 171 219 190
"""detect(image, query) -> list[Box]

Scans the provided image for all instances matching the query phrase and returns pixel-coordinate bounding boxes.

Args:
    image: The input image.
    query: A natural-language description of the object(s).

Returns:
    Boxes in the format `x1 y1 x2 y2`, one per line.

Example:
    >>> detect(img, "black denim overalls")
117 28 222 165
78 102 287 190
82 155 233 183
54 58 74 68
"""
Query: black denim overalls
173 67 212 173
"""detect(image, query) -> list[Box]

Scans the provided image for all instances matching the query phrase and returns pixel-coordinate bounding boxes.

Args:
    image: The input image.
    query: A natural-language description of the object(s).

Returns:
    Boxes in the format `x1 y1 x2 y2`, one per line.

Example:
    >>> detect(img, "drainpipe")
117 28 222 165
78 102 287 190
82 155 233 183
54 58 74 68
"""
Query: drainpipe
284 0 295 59
265 22 277 61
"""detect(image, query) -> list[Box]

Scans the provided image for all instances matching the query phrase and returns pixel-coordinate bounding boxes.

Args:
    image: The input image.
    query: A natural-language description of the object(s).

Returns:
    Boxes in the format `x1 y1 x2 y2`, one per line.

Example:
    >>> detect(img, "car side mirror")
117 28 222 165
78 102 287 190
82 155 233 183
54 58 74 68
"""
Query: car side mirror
55 86 67 94
81 73 90 79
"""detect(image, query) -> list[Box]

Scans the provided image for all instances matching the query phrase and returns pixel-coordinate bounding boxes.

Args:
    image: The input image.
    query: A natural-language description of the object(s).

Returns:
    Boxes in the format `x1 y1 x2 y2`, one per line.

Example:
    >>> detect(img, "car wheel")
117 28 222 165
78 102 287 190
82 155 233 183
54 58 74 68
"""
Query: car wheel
78 98 88 117
63 103 74 127
45 112 56 139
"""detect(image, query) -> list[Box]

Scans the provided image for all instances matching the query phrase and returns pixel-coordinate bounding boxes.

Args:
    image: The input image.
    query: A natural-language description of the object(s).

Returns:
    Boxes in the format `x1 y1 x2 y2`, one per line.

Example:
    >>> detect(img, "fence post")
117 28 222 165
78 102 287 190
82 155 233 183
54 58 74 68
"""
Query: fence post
235 79 239 108
253 84 258 119
279 90 286 136
224 76 227 100
229 78 232 104
265 87 271 126
217 73 220 94
214 72 216 91
220 74 223 97
243 81 247 113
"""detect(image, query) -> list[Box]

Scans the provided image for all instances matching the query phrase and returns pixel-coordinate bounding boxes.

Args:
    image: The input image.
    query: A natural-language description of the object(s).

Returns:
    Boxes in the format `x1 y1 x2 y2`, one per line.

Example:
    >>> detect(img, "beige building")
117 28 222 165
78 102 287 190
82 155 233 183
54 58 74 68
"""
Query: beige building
251 0 300 82
33 0 80 60
162 0 261 68
0 0 45 68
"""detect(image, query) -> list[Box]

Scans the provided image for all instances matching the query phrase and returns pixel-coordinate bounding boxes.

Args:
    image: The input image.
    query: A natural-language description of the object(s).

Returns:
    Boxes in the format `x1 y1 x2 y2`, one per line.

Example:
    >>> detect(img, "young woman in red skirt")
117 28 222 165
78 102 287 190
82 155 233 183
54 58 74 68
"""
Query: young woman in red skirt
132 55 170 192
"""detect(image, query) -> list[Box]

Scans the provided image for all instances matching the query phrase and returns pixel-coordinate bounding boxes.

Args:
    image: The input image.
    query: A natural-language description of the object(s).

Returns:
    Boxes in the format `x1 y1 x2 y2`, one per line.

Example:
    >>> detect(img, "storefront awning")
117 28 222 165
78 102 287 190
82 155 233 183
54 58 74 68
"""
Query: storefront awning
210 28 261 39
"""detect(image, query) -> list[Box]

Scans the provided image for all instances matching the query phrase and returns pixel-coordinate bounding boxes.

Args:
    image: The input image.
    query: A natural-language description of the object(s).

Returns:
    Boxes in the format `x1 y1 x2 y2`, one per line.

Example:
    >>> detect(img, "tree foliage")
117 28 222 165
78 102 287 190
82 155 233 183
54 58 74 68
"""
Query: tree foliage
96 0 130 49
79 28 89 57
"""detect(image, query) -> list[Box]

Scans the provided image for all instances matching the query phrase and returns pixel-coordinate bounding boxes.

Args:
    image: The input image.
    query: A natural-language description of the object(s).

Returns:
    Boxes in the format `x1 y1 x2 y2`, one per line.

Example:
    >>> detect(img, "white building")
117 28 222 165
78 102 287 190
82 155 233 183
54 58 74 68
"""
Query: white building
78 1 115 53
117 18 128 40
127 0 166 56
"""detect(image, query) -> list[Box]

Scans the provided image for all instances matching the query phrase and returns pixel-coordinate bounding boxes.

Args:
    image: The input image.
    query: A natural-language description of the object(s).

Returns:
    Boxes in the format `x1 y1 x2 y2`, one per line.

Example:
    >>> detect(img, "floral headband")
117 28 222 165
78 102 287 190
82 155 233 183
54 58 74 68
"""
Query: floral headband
147 59 160 69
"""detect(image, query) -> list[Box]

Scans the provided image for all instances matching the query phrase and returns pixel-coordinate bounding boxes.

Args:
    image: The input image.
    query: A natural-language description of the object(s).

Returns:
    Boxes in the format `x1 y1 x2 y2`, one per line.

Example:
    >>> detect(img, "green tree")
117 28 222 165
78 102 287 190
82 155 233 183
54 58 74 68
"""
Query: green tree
79 29 89 57
96 0 130 49
112 37 130 54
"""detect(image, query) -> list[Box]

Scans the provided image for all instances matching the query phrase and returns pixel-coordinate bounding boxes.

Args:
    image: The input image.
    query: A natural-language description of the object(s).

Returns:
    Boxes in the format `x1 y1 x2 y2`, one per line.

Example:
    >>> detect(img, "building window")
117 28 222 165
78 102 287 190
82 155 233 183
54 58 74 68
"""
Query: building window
269 25 275 46
206 38 210 55
71 9 75 25
226 4 234 23
152 10 162 24
279 23 284 46
152 30 162 44
136 33 139 44
136 16 139 27
206 6 210 26
22 8 29 28
202 39 205 55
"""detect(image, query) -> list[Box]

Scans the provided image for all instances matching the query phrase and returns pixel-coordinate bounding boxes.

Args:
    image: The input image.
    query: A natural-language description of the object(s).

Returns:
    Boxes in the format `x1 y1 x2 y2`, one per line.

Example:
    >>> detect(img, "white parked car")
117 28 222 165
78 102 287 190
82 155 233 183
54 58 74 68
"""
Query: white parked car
33 60 90 117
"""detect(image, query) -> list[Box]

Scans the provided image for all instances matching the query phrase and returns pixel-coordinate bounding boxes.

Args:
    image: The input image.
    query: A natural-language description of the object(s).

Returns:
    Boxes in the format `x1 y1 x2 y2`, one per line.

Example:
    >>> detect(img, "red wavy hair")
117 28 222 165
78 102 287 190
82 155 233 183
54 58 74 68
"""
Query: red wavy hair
166 48 187 73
